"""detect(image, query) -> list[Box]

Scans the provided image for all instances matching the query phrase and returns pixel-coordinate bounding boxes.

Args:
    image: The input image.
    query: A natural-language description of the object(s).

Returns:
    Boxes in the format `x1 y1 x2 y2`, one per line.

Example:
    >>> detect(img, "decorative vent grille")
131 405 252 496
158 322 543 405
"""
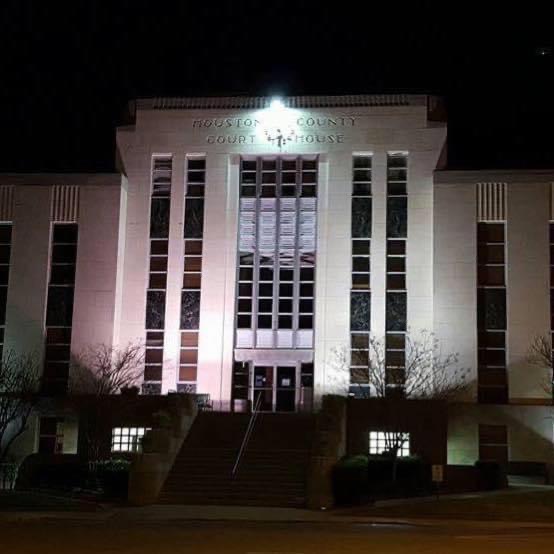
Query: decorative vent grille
0 186 14 222
477 183 507 222
51 185 79 222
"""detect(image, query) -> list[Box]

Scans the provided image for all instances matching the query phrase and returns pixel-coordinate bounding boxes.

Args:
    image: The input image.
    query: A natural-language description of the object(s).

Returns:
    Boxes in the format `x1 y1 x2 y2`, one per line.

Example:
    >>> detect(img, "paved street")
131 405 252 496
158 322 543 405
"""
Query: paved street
2 518 554 554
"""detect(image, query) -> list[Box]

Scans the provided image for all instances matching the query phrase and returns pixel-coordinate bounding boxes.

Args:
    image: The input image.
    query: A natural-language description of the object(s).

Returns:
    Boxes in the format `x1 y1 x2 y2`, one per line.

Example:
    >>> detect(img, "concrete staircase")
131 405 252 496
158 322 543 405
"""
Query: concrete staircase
158 411 315 507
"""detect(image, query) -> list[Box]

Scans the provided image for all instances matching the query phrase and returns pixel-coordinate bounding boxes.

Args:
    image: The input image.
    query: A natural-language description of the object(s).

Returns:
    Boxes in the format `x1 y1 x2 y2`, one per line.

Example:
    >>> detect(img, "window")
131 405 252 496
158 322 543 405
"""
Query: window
0 224 12 359
144 156 172 392
477 221 507 404
350 155 372 388
43 223 78 395
369 431 410 457
385 153 408 396
235 156 317 350
39 417 64 454
111 427 151 453
179 156 206 393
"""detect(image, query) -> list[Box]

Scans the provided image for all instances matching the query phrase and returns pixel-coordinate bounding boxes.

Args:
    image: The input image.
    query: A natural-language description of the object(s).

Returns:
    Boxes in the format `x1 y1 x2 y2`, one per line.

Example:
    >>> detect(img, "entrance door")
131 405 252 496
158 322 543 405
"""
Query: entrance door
251 365 297 412
276 366 296 412
253 366 273 411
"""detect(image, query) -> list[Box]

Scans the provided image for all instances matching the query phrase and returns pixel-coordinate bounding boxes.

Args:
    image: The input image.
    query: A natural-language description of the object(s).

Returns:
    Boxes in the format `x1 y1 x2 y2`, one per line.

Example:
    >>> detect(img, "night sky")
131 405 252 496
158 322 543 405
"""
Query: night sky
1 1 552 173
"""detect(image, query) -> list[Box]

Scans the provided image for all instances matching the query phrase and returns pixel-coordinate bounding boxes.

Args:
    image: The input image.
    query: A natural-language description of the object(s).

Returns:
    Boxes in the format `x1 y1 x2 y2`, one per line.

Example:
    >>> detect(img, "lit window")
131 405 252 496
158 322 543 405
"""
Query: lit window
111 427 151 453
369 431 410 457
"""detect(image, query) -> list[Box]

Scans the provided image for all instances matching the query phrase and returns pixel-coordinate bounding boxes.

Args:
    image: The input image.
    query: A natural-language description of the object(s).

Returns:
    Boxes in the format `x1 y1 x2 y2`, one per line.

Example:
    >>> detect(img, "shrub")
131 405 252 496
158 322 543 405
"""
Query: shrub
15 454 87 491
90 458 131 499
332 455 369 505
475 461 507 490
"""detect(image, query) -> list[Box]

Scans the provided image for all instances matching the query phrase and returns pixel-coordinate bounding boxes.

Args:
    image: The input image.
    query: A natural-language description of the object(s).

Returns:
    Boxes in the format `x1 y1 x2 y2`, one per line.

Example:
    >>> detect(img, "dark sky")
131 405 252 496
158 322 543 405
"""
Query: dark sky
1 1 552 172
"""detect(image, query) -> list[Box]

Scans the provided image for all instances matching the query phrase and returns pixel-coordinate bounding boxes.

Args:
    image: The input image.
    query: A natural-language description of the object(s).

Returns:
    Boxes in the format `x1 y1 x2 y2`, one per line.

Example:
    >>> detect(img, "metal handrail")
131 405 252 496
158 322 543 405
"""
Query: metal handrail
232 393 262 476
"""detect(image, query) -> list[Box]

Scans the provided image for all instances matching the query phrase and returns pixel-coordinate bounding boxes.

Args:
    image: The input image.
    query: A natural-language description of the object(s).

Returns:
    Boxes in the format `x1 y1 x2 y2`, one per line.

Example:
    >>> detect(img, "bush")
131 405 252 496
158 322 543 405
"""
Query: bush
332 455 433 505
475 461 507 490
15 454 87 491
90 458 131 499
332 455 369 505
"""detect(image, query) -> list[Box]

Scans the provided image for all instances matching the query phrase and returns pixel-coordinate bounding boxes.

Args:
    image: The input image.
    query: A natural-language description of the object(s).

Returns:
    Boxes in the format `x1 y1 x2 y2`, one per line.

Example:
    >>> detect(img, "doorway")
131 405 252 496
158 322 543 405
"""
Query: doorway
252 365 297 412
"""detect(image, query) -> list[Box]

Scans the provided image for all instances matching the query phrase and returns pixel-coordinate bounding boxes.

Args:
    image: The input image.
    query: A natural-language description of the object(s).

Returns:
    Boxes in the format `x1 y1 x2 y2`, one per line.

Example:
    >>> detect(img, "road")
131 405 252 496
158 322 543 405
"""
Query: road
2 519 554 553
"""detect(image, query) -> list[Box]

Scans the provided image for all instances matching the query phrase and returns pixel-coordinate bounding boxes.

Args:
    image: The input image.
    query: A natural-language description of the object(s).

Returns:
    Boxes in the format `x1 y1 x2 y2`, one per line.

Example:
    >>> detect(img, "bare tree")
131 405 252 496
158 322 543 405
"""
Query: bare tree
69 342 144 460
70 342 144 395
331 330 469 479
0 351 39 462
527 334 554 402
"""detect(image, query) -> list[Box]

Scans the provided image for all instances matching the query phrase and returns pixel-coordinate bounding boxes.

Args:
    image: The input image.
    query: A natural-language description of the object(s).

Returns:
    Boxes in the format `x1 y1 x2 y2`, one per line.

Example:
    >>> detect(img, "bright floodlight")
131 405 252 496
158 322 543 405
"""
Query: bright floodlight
270 97 284 110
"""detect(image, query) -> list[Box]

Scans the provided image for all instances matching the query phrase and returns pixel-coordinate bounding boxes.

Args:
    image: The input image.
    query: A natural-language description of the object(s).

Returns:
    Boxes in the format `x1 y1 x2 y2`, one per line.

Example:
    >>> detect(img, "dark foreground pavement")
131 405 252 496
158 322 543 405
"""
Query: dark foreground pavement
2 517 554 554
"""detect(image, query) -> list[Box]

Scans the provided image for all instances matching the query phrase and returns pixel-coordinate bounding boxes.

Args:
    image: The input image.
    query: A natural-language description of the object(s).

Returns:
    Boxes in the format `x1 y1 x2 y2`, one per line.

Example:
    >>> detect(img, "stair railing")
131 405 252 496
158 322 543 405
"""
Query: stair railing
232 393 262 477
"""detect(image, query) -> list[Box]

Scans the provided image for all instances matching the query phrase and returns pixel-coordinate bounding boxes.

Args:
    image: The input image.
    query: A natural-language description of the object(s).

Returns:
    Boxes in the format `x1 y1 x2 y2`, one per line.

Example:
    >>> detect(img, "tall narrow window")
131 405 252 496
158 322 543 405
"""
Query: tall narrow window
0 224 12 359
550 221 554 397
144 156 172 394
179 157 206 393
350 155 372 393
235 156 317 350
477 222 507 403
43 224 78 394
385 153 408 397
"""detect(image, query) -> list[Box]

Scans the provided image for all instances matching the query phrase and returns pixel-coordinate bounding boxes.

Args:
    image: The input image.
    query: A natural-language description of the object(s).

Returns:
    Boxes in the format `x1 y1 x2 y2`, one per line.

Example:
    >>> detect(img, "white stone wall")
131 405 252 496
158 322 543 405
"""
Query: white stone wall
433 182 478 400
506 182 550 401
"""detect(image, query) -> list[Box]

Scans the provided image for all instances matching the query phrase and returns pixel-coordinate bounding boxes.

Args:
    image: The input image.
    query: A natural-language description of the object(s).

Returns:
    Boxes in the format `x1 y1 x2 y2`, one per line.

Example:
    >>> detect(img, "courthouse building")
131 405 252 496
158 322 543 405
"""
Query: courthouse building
1 94 554 468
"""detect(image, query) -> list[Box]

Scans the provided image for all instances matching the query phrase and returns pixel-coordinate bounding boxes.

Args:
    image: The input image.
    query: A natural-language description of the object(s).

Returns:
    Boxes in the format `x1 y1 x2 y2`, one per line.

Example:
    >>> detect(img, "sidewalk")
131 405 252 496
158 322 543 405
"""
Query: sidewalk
3 486 554 528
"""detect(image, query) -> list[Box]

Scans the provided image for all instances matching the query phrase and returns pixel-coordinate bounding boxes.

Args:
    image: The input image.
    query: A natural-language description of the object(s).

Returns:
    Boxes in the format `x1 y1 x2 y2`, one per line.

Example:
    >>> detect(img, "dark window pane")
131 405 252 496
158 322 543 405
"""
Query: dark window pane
150 257 168 272
188 159 205 170
52 244 77 264
299 299 313 312
0 246 10 264
145 290 166 329
387 239 406 255
478 266 505 286
259 283 273 297
149 273 167 289
478 222 505 244
238 298 252 312
353 257 370 272
280 269 294 281
387 197 407 238
478 331 505 348
280 283 294 297
388 182 406 195
386 292 407 332
237 314 251 328
352 274 370 289
239 283 252 296
145 348 164 363
0 224 12 243
299 283 313 297
478 244 505 264
279 299 293 312
46 287 74 326
387 257 405 273
352 240 370 255
352 197 372 238
183 273 201 289
299 315 313 329
353 156 371 169
353 183 371 196
180 291 200 329
351 334 369 349
239 267 253 281
351 292 371 331
478 288 506 330
150 198 170 238
259 268 273 281
278 315 293 328
258 314 272 328
146 331 164 346
46 327 72 344
387 274 405 290
184 198 205 238
184 257 202 272
53 224 78 244
258 299 273 312
0 287 6 325
386 333 405 350
150 240 168 255
353 169 372 182
300 267 314 281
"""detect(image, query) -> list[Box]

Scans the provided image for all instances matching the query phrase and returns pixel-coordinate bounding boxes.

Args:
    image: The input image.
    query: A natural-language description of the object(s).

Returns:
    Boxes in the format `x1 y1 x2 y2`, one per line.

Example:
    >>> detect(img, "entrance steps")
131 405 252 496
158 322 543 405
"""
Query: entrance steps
158 411 315 507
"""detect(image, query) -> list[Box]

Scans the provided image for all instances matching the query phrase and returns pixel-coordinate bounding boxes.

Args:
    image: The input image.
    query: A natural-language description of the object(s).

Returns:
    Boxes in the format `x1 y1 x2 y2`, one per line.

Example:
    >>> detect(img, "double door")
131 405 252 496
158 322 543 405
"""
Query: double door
252 365 297 412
